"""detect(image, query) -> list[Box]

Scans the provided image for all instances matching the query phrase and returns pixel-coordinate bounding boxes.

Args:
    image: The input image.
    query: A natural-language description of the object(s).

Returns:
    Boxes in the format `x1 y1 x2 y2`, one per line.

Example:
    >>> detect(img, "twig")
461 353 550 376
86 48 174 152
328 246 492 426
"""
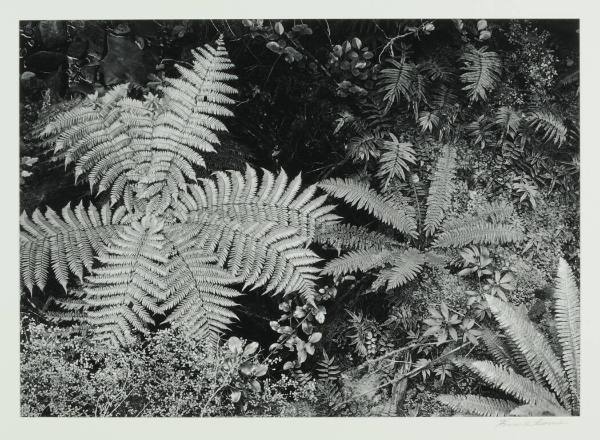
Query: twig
377 21 435 64
337 342 470 407
263 55 282 88
355 340 442 371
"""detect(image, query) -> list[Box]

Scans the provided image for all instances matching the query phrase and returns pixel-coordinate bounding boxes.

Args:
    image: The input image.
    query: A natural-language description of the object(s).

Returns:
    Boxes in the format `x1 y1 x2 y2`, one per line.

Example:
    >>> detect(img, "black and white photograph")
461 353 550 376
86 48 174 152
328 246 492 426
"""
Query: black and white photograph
5 1 598 434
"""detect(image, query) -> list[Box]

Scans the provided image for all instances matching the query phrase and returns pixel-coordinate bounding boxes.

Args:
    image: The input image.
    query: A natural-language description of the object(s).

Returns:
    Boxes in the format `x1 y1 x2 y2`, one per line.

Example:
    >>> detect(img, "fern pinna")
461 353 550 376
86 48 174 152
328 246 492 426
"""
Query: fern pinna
438 258 579 416
20 37 337 347
316 143 524 291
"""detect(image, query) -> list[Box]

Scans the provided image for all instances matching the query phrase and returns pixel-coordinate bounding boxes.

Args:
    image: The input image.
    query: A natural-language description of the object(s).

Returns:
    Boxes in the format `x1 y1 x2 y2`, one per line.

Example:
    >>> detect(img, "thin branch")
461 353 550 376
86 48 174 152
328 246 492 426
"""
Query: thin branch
356 340 442 371
337 342 470 407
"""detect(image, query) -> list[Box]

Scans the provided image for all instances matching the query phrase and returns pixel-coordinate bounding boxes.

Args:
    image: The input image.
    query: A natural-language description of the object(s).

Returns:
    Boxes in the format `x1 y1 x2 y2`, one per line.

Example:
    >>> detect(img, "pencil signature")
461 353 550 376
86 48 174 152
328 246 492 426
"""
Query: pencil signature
497 418 567 427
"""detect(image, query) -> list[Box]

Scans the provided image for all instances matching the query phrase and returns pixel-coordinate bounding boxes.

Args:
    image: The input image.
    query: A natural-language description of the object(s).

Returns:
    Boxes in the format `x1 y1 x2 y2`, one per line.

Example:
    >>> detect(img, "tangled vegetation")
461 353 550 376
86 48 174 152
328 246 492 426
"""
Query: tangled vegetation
20 19 579 417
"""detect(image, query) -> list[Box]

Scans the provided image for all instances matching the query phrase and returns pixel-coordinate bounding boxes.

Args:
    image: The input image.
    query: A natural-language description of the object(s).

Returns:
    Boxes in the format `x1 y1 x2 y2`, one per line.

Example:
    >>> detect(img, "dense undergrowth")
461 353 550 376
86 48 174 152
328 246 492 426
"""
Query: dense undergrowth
19 19 579 417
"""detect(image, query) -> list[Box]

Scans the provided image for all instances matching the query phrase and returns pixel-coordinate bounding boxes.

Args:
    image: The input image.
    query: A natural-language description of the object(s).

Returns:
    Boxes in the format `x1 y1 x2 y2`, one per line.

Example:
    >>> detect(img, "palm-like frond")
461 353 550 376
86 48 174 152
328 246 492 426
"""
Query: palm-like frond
424 145 456 236
313 222 396 252
439 259 579 417
495 106 522 137
460 46 502 102
433 201 524 248
553 258 580 410
487 296 571 407
321 249 393 278
527 109 568 146
346 131 383 164
372 248 425 290
431 84 458 110
378 60 418 110
458 358 562 408
419 59 454 83
318 178 417 237
466 115 494 149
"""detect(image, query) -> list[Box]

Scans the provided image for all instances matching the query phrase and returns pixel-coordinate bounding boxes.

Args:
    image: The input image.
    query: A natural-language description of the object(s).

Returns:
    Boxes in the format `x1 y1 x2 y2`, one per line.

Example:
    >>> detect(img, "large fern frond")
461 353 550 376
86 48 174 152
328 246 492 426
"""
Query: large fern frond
20 203 130 292
457 358 562 408
318 178 417 237
486 296 571 407
40 37 238 212
177 166 338 240
553 258 580 410
376 134 416 190
459 46 501 102
161 223 243 343
82 216 170 346
433 202 524 248
424 145 456 236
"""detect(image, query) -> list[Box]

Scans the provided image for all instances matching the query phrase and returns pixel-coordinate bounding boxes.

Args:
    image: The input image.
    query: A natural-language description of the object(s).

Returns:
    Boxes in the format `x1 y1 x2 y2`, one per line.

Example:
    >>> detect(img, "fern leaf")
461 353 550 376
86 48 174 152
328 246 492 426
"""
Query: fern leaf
376 134 416 190
457 358 561 408
417 111 440 134
438 394 518 416
419 59 454 82
434 221 524 248
346 131 383 164
316 351 341 381
83 216 170 346
553 258 580 410
372 248 425 290
39 38 238 212
460 46 501 102
182 166 338 240
466 115 494 149
319 178 417 237
321 249 393 278
480 329 514 369
424 145 456 236
378 60 417 110
20 203 127 292
486 296 571 407
161 225 242 341
431 84 458 110
527 109 567 146
434 203 524 248
495 106 522 137
313 222 396 252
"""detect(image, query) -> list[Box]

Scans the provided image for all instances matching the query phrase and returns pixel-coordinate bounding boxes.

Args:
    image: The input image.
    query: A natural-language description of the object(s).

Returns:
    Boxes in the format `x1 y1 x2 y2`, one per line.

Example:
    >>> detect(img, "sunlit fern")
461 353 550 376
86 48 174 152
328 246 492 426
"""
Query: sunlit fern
20 37 337 346
317 145 523 291
438 258 579 416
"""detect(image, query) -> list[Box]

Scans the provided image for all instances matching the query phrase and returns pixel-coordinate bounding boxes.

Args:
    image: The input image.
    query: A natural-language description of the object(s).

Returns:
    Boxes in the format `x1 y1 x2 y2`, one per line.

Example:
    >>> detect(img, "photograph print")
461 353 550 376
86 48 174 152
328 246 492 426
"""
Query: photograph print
19 18 579 417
